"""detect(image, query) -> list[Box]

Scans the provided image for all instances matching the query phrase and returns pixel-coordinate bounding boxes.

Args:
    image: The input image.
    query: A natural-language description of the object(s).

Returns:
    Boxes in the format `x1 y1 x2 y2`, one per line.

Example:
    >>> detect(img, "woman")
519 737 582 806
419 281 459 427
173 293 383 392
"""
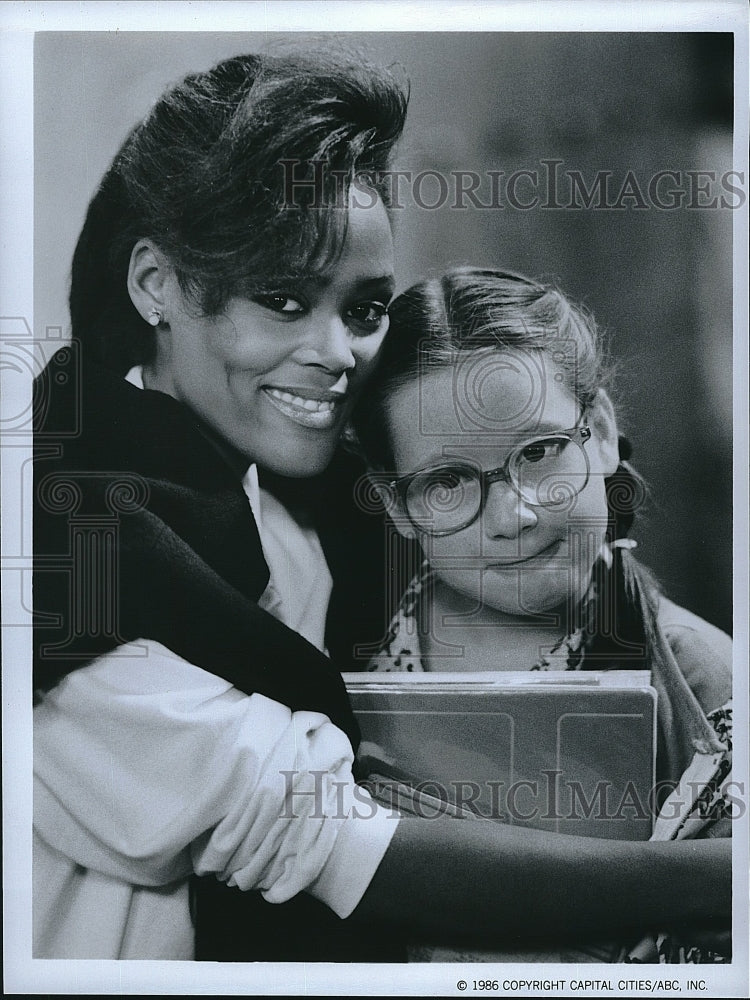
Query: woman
32 50 730 961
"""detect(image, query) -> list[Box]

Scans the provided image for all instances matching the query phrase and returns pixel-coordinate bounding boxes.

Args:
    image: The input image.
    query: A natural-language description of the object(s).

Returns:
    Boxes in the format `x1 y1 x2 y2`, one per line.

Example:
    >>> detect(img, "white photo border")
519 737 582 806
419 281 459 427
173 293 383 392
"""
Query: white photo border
2 2 748 996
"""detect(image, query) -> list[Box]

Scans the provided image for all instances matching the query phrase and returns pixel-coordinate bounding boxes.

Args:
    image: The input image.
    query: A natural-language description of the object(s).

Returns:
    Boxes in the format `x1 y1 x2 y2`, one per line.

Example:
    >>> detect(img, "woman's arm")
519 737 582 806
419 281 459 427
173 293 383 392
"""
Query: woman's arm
35 638 729 947
348 604 733 943
351 813 730 944
33 639 395 910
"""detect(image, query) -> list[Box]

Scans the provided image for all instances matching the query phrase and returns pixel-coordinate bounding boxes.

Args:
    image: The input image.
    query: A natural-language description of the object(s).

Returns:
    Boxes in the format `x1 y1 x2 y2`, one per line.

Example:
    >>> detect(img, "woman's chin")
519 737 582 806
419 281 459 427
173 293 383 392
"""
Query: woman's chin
253 437 340 479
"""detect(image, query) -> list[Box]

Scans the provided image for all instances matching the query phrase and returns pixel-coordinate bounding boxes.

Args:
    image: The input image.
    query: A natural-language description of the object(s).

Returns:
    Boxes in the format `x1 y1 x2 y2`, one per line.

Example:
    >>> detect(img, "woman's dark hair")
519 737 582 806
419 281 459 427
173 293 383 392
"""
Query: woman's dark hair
353 266 669 675
70 50 408 374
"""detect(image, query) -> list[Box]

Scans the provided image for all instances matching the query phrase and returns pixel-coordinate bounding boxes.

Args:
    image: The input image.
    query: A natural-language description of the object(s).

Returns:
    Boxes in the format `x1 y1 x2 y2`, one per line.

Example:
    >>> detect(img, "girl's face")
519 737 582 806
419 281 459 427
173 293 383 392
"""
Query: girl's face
143 197 395 477
386 349 619 618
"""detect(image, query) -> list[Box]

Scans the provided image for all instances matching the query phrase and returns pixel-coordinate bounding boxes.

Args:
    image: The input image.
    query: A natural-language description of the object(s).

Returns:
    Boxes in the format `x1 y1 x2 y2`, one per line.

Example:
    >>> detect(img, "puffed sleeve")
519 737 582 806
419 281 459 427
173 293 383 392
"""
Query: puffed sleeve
658 597 732 715
34 639 398 917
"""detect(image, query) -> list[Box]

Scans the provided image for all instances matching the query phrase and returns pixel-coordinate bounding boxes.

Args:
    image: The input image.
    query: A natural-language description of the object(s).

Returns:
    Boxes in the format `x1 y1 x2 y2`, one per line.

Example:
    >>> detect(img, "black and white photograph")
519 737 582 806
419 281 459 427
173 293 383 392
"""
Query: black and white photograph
1 2 748 996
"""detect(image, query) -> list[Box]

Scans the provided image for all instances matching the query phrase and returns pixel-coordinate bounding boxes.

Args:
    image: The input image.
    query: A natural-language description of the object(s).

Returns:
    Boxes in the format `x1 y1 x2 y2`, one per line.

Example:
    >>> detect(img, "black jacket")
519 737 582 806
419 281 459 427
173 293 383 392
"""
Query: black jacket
33 346 408 960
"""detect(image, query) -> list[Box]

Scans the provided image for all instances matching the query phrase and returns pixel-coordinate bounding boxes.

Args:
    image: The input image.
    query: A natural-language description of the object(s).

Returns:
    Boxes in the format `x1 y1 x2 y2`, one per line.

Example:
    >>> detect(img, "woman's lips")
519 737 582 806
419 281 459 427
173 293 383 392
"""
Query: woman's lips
262 386 346 429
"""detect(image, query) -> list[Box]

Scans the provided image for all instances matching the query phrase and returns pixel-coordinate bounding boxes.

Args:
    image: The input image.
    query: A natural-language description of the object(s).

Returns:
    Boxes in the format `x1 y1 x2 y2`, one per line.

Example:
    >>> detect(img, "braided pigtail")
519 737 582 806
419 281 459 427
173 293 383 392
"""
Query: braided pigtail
586 437 670 674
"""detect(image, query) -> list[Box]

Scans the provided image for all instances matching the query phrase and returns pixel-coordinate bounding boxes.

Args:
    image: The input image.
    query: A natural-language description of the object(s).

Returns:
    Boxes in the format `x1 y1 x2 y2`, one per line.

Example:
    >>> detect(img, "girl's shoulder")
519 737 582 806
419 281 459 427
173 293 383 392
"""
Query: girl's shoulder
656 596 732 659
656 596 732 714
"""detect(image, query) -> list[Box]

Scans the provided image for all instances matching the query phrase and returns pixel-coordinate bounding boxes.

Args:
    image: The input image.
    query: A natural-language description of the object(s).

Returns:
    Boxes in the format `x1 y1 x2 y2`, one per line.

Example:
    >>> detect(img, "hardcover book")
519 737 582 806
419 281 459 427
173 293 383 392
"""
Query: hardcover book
343 671 657 840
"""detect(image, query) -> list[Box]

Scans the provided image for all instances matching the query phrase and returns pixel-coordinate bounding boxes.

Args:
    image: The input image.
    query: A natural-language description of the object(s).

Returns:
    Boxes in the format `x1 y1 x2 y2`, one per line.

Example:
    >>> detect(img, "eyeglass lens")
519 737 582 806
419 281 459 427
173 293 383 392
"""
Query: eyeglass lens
404 435 589 534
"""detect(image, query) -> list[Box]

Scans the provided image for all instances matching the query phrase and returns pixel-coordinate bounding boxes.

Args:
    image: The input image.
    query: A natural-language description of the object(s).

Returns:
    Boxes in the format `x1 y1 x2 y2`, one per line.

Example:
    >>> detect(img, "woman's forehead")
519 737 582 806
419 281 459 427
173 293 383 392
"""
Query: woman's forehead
248 191 392 281
281 196 394 283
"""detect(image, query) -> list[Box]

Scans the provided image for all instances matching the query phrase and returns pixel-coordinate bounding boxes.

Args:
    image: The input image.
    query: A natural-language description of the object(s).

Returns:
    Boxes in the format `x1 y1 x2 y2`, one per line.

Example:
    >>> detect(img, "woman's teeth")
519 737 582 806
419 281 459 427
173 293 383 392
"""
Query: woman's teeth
263 386 344 429
267 388 336 413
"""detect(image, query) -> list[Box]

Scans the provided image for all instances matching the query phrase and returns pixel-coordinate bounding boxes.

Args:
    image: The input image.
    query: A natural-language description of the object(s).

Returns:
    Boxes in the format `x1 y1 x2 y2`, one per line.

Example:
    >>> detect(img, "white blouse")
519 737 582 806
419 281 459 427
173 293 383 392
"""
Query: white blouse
32 369 399 959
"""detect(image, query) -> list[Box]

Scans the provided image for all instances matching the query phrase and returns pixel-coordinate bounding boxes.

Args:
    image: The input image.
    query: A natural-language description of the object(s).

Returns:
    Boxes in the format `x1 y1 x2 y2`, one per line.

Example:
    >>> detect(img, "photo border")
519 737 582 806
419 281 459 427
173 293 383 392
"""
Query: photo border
2 2 748 996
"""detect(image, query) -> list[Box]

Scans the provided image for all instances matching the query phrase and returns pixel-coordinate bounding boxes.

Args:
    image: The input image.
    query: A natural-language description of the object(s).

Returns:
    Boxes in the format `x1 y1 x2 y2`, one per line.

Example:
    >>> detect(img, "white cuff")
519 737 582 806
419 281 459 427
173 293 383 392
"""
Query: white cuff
302 787 400 918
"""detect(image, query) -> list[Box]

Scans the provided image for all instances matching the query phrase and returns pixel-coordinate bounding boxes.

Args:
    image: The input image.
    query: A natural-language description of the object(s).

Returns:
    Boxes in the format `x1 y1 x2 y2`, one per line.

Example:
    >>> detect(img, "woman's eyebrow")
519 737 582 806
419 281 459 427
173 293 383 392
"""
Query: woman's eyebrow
357 274 397 296
304 272 396 295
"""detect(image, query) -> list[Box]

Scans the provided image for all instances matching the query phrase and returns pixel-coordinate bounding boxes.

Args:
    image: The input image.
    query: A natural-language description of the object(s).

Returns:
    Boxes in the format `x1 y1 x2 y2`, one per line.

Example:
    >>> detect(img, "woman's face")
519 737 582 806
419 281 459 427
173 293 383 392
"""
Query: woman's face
385 349 619 617
145 197 395 477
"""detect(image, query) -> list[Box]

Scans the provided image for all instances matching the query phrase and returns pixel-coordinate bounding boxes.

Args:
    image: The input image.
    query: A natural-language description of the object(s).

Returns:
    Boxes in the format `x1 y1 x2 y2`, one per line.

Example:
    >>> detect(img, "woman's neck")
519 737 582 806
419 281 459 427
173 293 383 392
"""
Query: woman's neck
420 576 570 672
140 362 252 480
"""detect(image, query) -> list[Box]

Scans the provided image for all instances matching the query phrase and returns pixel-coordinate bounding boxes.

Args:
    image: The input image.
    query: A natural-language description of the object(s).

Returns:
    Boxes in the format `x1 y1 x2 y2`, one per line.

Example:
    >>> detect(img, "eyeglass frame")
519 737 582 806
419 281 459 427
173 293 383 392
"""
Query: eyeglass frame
385 419 593 538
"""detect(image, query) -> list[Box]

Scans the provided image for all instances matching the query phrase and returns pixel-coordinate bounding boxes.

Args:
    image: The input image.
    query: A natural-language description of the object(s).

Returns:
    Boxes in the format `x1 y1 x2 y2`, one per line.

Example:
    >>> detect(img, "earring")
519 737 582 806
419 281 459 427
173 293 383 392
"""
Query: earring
147 308 162 327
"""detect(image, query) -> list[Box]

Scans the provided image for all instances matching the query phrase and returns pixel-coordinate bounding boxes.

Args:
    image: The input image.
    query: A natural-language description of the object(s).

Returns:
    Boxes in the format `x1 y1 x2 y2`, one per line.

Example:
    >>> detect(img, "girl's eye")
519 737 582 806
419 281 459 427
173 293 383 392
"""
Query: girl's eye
519 439 565 464
424 469 464 492
411 466 475 502
253 293 305 315
345 301 389 336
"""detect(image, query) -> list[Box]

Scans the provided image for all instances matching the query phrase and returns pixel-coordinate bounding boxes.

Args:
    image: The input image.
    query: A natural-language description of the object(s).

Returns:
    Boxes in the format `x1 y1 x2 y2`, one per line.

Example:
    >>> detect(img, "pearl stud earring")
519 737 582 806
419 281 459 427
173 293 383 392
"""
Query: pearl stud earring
147 308 162 327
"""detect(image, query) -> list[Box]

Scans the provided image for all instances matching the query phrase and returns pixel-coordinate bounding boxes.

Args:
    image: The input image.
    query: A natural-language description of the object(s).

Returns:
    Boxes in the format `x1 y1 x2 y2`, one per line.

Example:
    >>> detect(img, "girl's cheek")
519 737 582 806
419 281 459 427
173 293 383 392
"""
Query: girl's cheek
430 530 482 565
352 340 388 377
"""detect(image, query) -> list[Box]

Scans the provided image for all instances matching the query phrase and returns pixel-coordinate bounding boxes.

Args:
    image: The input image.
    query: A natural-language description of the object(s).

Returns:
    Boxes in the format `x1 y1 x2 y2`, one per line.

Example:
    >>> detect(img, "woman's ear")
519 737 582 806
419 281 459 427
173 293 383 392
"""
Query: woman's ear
588 388 620 476
127 240 170 327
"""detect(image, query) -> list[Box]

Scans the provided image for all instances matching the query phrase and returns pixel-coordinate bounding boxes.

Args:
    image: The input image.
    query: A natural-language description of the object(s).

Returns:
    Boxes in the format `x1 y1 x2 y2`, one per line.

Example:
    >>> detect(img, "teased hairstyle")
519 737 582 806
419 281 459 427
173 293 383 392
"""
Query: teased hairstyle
70 51 408 374
353 266 668 676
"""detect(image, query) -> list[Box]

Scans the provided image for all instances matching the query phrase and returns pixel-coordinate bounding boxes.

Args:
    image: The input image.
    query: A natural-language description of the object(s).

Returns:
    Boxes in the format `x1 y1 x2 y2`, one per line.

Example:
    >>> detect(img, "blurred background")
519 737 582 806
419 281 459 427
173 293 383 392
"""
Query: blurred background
35 31 734 633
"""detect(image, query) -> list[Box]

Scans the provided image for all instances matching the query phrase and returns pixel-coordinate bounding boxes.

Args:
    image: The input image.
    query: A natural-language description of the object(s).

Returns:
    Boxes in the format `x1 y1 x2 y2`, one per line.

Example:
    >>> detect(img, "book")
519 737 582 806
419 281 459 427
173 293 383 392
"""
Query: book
343 671 657 840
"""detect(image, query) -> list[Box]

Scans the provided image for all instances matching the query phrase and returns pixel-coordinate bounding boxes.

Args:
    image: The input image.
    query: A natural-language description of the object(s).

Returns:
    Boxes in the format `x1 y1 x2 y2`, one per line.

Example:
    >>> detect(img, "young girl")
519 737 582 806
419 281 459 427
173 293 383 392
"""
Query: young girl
354 266 733 963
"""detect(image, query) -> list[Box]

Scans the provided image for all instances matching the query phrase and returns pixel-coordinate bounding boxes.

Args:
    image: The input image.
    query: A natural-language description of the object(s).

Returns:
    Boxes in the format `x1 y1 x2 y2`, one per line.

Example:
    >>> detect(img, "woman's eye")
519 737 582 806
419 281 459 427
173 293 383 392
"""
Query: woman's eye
253 293 305 315
345 301 389 336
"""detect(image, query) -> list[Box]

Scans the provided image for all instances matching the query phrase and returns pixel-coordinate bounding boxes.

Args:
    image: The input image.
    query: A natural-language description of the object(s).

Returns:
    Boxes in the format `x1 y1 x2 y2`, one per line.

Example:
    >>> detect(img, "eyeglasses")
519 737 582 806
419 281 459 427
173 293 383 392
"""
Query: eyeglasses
385 422 592 537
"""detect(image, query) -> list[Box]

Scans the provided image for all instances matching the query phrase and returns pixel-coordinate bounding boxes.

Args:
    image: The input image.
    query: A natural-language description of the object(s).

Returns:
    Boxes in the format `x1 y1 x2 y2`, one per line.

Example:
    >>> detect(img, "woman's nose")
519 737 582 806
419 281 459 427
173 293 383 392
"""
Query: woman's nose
482 480 538 538
297 315 356 373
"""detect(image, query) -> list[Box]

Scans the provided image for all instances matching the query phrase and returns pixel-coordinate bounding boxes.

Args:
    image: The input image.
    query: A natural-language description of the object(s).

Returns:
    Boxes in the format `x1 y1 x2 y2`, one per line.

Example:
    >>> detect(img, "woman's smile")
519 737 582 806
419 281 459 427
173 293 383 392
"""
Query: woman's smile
144 196 395 476
262 381 347 429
